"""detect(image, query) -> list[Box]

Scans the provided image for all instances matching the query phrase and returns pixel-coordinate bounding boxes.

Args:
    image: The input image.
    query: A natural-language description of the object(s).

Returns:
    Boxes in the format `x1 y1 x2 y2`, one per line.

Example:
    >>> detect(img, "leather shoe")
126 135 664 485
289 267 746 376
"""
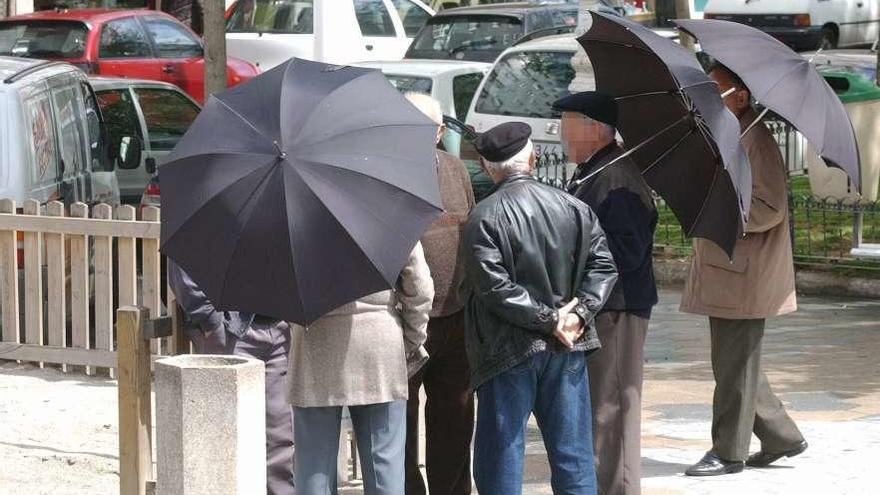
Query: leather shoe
746 440 808 468
685 452 744 476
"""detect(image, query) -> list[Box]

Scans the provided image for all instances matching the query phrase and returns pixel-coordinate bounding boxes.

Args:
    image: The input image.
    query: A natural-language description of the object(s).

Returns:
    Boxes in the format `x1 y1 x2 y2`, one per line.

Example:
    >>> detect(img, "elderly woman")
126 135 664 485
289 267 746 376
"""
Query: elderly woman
288 243 434 495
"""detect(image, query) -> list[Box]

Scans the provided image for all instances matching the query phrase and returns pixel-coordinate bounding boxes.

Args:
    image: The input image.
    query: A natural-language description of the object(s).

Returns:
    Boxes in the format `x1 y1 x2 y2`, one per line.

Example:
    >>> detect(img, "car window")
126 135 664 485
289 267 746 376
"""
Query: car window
51 84 88 176
133 88 200 151
226 0 314 34
354 0 396 37
0 21 88 58
81 82 106 171
389 0 431 37
410 15 523 56
24 90 61 186
548 8 578 28
96 89 143 155
384 74 433 94
474 50 577 119
452 72 483 120
143 18 202 58
99 17 152 59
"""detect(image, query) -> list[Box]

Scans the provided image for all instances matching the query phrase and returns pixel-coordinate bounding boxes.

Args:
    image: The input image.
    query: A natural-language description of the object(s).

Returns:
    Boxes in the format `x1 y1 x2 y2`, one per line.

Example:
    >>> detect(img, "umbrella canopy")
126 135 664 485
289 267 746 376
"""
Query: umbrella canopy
675 18 861 191
578 11 751 257
160 58 443 325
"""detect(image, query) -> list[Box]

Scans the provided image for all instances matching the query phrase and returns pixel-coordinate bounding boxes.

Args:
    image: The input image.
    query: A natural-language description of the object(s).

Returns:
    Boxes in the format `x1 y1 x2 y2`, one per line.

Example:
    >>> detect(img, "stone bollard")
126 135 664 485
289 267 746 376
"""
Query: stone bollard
156 355 266 495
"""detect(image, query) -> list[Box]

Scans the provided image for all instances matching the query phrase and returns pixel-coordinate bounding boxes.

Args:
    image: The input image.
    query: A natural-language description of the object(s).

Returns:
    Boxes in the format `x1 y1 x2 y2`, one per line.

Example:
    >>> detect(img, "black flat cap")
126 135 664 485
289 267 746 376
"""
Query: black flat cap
474 122 532 162
552 91 618 127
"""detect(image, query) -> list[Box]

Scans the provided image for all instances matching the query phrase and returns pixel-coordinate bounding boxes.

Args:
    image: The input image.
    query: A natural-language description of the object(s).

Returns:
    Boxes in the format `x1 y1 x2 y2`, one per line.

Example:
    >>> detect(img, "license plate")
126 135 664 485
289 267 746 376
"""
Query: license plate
533 142 566 164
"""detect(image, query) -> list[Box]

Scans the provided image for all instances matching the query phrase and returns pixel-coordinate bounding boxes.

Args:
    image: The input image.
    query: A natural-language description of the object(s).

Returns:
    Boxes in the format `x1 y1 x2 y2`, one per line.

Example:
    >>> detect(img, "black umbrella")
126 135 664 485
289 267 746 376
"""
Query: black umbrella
159 58 443 325
674 18 861 191
577 11 751 257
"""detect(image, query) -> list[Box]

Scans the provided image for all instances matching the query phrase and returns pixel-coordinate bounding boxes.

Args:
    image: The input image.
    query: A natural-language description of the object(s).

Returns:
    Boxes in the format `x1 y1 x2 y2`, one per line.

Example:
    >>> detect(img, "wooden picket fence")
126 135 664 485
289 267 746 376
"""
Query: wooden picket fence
0 198 182 371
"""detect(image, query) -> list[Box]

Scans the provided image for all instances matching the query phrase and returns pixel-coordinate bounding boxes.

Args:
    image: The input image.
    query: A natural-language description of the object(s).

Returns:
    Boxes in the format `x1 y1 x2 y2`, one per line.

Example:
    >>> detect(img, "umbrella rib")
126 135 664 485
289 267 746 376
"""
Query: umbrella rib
685 160 721 238
212 96 276 148
641 127 696 177
579 37 653 55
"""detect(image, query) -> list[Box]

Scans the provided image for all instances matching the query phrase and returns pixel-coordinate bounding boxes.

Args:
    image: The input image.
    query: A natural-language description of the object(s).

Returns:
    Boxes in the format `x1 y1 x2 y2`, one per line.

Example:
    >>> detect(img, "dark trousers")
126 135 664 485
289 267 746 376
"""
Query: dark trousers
189 321 296 495
405 311 474 495
709 317 804 462
588 312 649 495
473 350 596 495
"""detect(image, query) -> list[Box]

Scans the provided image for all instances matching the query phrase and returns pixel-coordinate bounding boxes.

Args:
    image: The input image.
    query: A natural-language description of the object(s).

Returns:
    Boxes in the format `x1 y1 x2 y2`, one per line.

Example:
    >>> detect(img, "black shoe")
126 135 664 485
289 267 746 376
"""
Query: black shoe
685 452 745 477
746 440 808 468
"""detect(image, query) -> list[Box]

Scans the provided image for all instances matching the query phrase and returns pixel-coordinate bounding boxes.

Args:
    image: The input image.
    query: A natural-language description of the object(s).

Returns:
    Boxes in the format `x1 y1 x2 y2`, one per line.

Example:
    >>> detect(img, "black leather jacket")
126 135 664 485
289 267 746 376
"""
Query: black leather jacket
461 175 618 389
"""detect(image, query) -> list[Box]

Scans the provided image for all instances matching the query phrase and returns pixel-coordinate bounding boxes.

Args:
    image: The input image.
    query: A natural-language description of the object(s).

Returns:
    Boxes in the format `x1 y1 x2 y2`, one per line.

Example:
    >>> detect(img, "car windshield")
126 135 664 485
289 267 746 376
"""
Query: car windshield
384 74 433 94
410 15 523 57
0 21 88 58
474 50 576 119
226 0 315 34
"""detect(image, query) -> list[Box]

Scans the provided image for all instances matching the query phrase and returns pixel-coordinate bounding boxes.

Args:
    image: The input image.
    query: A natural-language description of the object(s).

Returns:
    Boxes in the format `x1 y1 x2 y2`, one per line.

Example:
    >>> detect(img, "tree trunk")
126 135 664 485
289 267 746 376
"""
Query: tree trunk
0 0 7 19
200 0 227 99
674 0 695 50
876 43 879 86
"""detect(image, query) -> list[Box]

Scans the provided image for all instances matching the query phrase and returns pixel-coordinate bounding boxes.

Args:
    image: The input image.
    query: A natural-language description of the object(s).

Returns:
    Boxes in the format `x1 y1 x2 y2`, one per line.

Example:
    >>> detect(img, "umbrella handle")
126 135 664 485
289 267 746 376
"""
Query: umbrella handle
741 107 770 138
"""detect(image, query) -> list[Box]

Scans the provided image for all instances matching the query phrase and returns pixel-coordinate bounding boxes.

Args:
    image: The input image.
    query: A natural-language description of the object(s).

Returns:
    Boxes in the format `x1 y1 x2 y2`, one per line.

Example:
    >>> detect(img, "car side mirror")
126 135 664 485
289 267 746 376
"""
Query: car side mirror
117 135 143 170
145 157 158 175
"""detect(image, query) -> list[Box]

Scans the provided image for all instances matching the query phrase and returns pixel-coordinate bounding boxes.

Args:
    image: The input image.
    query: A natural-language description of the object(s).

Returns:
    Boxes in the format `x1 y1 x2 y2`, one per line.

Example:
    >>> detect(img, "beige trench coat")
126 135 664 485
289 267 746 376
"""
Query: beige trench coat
680 110 797 319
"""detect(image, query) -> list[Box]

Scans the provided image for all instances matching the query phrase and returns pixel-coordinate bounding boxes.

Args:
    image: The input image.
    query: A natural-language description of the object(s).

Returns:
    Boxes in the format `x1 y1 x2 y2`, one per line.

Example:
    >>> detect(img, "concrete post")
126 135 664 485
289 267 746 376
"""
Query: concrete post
156 355 266 495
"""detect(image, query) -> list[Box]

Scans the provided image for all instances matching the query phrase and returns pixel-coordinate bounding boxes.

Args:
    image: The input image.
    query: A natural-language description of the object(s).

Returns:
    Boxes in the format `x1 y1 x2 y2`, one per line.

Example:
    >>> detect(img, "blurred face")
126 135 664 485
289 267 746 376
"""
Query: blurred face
560 111 614 164
710 68 750 118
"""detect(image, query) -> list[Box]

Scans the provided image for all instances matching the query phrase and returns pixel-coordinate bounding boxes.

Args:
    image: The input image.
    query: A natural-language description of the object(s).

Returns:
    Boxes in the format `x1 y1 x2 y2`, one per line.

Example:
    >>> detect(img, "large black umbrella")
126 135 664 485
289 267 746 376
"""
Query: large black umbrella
578 11 751 257
160 58 442 325
674 18 861 191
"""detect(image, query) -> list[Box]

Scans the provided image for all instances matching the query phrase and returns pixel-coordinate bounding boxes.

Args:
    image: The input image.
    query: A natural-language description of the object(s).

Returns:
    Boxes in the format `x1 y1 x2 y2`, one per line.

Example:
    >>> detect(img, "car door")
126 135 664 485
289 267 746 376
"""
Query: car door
95 87 147 203
96 17 163 81
139 16 207 102
354 0 405 59
22 82 64 205
132 86 201 169
855 0 880 44
48 78 88 206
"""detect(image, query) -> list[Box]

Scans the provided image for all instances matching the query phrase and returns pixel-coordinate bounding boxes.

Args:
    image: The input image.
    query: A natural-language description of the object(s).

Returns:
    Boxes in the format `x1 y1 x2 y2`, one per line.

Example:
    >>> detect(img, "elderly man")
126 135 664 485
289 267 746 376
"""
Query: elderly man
682 64 807 476
461 121 618 495
402 93 476 495
555 91 658 495
168 262 294 495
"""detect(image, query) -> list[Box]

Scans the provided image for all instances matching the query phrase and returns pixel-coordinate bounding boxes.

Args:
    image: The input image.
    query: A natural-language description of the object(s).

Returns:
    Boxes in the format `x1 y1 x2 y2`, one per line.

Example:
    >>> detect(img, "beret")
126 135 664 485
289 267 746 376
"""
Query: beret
552 91 618 127
473 122 532 162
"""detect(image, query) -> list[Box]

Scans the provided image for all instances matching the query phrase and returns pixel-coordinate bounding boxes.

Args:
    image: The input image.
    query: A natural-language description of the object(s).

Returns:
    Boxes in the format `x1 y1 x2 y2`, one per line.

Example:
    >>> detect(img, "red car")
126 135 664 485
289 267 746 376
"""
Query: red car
0 8 259 102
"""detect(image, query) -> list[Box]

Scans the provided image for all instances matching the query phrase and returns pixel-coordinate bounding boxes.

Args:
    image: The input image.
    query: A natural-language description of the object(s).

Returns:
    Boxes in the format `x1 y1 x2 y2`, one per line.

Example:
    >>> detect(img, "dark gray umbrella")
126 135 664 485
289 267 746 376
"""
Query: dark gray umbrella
578 11 751 257
159 58 442 325
675 18 861 191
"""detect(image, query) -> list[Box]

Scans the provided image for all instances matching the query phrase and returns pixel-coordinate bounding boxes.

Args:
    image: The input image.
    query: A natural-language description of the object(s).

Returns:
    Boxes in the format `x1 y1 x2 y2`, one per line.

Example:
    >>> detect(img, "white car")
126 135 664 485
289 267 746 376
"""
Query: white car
704 0 880 51
354 59 490 154
225 0 435 70
465 34 590 184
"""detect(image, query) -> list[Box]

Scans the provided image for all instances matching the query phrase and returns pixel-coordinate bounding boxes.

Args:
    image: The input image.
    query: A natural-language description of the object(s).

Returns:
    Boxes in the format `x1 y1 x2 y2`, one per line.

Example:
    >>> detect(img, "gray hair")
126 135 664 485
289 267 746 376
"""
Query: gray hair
483 140 534 176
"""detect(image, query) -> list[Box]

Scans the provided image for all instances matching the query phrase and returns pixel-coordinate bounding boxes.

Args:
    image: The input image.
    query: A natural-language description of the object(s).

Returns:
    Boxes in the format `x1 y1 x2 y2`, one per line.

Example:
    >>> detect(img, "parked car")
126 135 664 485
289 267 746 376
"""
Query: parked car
704 0 880 51
225 0 434 70
0 56 123 210
90 77 201 204
353 59 489 154
404 2 578 62
0 8 259 102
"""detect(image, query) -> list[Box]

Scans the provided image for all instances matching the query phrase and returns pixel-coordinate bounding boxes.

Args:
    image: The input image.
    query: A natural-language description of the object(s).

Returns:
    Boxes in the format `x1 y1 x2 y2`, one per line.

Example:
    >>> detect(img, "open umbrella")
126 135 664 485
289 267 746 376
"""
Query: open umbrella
675 18 861 191
577 11 751 257
160 58 443 325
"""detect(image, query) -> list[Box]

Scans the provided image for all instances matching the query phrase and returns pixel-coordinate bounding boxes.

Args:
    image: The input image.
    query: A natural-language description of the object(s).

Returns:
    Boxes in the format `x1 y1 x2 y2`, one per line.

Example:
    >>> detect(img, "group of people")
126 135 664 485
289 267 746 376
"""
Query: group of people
169 64 807 495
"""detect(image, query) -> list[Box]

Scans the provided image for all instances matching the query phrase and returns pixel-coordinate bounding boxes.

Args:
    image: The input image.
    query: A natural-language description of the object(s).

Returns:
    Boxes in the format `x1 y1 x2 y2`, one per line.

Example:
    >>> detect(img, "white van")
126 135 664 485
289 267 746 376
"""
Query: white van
0 57 122 208
225 0 435 70
704 0 880 50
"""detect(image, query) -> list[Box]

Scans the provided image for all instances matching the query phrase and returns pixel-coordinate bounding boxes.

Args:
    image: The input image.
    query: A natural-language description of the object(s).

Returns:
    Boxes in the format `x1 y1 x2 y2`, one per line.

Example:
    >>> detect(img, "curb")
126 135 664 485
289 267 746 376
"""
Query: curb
654 259 880 300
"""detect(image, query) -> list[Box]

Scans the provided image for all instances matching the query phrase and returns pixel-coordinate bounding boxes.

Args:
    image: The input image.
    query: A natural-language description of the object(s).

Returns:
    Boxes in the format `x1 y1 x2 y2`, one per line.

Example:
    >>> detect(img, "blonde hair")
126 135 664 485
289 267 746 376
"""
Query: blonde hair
404 92 443 126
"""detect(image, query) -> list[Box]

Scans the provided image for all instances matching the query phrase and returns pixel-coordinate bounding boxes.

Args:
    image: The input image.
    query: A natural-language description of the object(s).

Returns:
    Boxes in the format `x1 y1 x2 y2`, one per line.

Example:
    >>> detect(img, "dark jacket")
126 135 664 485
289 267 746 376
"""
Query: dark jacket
168 261 255 338
421 151 475 317
568 143 658 317
461 175 618 389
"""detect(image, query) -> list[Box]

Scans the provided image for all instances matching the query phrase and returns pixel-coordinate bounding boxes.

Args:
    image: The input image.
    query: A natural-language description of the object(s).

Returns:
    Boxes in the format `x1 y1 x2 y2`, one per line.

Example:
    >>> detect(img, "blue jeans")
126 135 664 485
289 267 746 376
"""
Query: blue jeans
474 350 596 495
294 401 406 495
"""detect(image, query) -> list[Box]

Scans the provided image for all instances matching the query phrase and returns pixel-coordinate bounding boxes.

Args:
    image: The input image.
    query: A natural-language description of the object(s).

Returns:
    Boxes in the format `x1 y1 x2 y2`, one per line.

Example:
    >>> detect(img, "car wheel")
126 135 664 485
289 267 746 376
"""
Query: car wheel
818 27 837 50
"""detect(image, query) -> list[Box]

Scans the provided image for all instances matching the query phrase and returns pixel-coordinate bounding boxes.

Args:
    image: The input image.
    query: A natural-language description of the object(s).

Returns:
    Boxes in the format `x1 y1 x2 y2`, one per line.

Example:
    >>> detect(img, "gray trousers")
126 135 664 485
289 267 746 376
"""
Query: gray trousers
189 321 296 495
294 401 406 495
588 312 649 495
709 317 804 461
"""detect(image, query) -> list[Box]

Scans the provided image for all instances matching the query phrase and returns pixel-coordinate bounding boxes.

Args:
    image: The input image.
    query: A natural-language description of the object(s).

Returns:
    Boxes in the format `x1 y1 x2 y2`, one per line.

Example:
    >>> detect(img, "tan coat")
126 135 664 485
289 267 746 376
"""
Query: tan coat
680 110 797 319
287 243 434 408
